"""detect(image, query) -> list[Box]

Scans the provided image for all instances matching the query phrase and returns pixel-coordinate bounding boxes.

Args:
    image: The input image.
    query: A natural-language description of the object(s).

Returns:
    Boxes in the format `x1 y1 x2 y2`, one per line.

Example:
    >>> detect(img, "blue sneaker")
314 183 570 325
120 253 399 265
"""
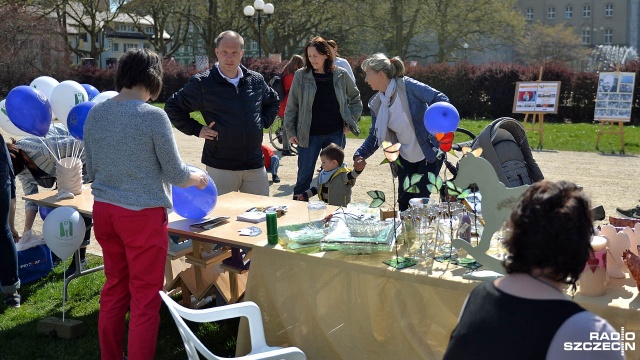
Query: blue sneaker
617 205 640 219
3 293 20 308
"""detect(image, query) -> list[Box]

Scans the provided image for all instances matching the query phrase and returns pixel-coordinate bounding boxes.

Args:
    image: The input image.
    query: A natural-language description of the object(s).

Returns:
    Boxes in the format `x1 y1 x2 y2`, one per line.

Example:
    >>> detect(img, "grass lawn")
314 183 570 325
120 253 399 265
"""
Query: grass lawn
152 102 640 154
0 255 238 359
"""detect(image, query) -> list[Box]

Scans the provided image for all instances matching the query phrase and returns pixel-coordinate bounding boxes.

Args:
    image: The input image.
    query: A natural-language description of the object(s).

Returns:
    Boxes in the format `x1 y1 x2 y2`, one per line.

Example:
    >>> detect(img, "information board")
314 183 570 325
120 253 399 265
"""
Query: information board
512 81 561 114
594 72 636 122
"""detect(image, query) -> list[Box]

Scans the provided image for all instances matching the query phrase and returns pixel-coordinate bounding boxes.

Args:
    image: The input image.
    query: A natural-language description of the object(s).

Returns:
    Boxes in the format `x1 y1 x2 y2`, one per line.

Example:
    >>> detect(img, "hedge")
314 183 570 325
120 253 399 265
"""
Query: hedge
17 58 640 125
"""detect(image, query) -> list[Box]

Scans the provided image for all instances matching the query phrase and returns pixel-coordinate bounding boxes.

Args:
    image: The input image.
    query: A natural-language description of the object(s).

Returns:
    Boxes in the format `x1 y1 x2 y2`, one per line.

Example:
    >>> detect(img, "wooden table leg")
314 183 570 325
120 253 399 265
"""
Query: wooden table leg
619 121 625 154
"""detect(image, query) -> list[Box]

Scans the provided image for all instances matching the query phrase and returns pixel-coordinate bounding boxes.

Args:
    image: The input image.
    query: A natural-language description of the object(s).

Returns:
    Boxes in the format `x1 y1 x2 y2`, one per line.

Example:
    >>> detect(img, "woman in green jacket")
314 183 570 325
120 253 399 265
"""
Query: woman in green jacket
284 36 362 199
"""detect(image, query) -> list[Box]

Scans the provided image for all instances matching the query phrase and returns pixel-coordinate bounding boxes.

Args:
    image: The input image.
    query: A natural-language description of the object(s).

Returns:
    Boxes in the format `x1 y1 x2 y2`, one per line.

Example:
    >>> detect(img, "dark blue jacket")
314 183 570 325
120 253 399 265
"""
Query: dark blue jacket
165 65 280 170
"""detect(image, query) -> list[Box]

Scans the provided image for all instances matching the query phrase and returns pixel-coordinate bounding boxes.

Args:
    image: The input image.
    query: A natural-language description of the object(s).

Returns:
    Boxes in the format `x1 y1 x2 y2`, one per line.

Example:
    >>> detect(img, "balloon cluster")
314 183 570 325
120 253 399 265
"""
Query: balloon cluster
0 76 118 139
423 102 460 152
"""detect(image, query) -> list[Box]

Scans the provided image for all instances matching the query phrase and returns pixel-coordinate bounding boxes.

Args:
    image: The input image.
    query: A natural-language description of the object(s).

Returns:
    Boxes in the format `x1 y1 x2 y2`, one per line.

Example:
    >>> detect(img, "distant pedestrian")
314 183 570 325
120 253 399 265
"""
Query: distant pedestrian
262 144 281 183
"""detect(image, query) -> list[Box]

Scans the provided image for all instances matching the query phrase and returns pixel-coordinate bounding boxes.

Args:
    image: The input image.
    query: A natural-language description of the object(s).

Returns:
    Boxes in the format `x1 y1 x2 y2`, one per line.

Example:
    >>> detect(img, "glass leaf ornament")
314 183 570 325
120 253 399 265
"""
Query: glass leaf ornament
367 190 386 208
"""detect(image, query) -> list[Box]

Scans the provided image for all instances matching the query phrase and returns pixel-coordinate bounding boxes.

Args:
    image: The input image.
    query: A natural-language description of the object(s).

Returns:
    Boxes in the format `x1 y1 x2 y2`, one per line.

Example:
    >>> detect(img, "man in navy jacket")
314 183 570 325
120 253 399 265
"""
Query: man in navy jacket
165 30 280 196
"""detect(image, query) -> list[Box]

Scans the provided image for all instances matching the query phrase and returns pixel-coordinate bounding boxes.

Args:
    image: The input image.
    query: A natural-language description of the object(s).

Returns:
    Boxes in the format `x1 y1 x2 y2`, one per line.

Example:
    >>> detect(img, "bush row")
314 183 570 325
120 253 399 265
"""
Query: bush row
30 58 640 125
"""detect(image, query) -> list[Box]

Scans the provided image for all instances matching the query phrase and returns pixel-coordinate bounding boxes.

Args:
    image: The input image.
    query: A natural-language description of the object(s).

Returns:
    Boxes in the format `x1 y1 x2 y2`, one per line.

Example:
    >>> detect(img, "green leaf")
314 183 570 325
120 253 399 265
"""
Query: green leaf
406 185 420 193
446 180 456 190
402 176 411 191
428 172 436 184
395 159 403 168
410 173 423 184
426 184 435 194
435 176 443 190
447 188 458 196
369 198 384 208
380 158 389 165
367 190 385 203
457 188 471 199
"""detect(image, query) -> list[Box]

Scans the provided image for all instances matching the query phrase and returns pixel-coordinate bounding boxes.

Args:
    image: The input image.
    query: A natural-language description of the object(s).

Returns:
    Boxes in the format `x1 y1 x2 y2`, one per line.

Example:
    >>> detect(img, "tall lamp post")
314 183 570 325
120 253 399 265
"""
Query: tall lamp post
243 0 274 58
463 42 469 63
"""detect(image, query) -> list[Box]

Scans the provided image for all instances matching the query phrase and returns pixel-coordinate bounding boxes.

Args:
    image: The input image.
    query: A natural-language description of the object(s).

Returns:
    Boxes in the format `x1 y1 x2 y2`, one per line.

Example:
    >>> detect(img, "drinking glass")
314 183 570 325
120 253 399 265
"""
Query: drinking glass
308 201 327 229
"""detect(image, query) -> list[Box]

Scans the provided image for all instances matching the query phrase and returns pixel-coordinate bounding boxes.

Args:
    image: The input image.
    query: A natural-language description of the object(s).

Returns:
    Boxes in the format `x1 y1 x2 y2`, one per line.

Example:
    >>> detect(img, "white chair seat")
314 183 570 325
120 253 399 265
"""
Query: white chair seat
159 291 306 360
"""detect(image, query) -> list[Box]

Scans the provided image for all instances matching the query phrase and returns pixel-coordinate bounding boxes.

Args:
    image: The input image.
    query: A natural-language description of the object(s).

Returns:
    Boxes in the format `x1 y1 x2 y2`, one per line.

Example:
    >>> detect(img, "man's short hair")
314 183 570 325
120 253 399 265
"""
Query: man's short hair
215 30 244 48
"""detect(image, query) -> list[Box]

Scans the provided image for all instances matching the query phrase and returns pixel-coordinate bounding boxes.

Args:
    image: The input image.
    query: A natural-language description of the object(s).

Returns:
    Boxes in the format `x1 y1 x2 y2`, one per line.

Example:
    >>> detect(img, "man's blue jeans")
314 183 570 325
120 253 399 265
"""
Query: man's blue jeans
293 130 345 196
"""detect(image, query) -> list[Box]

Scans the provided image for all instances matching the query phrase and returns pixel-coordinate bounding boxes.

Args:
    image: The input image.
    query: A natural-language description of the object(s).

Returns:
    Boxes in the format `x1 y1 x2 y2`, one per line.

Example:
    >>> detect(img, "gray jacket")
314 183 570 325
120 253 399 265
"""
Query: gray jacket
283 67 362 147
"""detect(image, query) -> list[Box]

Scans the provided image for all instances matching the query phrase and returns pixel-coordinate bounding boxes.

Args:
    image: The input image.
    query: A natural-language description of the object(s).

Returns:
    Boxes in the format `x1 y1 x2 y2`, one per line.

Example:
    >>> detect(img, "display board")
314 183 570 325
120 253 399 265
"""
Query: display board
512 81 561 114
594 72 636 122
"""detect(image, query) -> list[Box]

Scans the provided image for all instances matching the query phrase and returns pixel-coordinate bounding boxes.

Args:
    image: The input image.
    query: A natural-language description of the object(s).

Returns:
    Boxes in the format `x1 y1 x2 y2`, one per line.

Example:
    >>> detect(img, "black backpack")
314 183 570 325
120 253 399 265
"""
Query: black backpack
269 75 285 101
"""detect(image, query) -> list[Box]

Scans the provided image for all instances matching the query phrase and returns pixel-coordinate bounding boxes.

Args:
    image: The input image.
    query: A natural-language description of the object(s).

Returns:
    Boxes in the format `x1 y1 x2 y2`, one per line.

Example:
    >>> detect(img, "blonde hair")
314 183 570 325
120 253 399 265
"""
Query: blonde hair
361 53 405 79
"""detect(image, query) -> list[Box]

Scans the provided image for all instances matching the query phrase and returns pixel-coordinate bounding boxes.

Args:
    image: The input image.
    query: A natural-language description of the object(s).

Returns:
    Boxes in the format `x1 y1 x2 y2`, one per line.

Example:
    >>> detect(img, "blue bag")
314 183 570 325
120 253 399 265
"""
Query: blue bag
18 244 53 284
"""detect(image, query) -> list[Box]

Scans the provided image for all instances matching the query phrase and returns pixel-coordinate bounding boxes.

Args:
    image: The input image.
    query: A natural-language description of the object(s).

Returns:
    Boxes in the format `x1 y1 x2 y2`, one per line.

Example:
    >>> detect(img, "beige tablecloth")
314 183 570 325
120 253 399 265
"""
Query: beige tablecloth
237 244 640 359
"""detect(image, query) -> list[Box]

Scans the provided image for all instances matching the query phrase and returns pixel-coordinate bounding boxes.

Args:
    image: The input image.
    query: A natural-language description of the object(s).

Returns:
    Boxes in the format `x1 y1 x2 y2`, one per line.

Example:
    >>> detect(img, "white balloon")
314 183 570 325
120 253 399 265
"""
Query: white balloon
50 80 88 127
92 91 119 104
42 207 86 261
0 99 30 136
29 76 59 101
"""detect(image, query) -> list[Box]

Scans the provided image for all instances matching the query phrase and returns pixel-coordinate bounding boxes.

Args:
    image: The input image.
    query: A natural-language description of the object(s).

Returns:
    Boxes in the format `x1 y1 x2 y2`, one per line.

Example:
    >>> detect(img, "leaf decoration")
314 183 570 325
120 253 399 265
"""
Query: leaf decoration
382 141 401 162
380 158 390 165
435 176 443 190
406 185 420 194
427 184 436 194
428 172 437 185
367 190 386 208
457 188 471 199
402 173 423 191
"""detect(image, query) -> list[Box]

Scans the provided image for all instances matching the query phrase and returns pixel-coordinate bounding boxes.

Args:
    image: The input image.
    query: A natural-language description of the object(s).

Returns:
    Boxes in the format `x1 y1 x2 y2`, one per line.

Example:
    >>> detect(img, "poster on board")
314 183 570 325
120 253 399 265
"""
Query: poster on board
594 72 635 122
512 81 561 114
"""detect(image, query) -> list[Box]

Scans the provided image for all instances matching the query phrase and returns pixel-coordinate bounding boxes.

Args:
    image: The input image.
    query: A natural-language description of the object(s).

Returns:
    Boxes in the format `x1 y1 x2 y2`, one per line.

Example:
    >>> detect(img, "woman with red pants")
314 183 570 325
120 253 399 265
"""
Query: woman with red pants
84 48 208 360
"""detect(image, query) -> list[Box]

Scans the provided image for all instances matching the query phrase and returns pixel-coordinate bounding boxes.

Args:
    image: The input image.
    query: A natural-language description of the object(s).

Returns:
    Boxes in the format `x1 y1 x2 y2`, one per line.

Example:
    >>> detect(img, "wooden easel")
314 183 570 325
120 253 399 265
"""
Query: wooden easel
594 68 627 154
595 119 625 154
522 66 545 150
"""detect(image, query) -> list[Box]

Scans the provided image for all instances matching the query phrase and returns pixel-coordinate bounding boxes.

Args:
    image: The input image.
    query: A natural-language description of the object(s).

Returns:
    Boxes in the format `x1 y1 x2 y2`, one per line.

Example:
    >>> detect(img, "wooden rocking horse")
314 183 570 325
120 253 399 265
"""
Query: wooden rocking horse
452 148 529 274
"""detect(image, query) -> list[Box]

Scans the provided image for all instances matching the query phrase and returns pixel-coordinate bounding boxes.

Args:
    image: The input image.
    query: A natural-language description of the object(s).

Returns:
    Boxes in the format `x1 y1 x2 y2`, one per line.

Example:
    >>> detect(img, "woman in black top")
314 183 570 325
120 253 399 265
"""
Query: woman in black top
284 36 362 199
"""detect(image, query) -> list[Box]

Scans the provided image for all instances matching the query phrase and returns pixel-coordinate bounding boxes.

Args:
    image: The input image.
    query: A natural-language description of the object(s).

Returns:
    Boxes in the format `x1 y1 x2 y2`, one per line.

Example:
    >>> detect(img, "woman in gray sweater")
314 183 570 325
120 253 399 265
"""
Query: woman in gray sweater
84 48 207 360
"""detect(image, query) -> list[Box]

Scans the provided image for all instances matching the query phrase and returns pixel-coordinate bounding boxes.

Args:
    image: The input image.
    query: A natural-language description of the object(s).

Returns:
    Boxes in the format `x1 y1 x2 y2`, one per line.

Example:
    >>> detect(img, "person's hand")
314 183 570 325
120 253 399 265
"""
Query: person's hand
295 193 306 201
353 157 366 172
199 121 218 140
289 136 299 145
343 125 350 134
194 173 209 190
11 229 20 243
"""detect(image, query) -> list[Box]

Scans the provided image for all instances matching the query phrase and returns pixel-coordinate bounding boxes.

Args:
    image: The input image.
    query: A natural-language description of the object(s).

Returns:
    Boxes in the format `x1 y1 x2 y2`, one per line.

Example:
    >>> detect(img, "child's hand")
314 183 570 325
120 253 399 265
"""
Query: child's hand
296 193 307 201
354 157 366 172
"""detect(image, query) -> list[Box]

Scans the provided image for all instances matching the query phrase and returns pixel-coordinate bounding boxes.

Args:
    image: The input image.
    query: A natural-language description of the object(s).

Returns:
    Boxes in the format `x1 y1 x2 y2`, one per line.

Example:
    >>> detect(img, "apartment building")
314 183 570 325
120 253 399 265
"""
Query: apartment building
516 0 640 49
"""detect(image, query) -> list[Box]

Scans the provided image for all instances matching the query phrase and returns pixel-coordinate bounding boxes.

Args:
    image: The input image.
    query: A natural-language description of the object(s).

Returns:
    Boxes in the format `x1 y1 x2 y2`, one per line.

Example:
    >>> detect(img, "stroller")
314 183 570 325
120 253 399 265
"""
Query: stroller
449 117 544 188
447 117 604 220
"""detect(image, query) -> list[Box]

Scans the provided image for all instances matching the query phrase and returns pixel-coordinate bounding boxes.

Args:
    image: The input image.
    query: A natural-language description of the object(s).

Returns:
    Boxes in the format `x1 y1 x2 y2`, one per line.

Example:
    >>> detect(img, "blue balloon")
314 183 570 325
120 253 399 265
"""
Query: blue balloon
81 84 100 101
423 102 460 136
39 206 55 221
5 85 52 137
67 101 96 140
172 166 218 220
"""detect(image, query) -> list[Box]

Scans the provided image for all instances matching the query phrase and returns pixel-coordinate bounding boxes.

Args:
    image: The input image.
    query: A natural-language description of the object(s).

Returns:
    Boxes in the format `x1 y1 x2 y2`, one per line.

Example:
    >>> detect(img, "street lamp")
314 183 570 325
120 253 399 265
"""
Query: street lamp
463 42 469 63
243 0 274 58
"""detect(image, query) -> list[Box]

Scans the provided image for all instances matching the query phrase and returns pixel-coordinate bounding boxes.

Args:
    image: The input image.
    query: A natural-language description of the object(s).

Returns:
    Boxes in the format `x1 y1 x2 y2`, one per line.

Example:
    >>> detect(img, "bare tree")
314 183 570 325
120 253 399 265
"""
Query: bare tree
36 0 127 66
0 3 69 96
120 0 193 57
516 22 590 65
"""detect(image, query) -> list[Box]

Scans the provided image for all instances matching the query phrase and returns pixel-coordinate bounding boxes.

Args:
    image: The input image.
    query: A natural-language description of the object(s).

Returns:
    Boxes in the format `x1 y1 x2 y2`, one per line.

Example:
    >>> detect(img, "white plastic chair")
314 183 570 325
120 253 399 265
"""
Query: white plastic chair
159 291 306 360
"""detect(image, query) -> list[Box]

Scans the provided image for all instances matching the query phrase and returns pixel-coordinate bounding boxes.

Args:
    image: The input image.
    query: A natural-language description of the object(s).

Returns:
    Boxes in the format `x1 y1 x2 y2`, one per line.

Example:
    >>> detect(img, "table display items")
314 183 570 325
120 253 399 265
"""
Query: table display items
56 156 83 199
599 224 630 279
451 148 529 274
307 201 327 229
579 236 608 297
237 205 288 223
622 246 640 288
266 211 278 245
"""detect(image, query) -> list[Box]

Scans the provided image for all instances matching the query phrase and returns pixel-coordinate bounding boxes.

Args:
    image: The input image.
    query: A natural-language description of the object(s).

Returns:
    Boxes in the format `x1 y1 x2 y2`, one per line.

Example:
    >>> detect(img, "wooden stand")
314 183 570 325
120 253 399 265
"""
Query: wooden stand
595 120 625 154
522 112 544 150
